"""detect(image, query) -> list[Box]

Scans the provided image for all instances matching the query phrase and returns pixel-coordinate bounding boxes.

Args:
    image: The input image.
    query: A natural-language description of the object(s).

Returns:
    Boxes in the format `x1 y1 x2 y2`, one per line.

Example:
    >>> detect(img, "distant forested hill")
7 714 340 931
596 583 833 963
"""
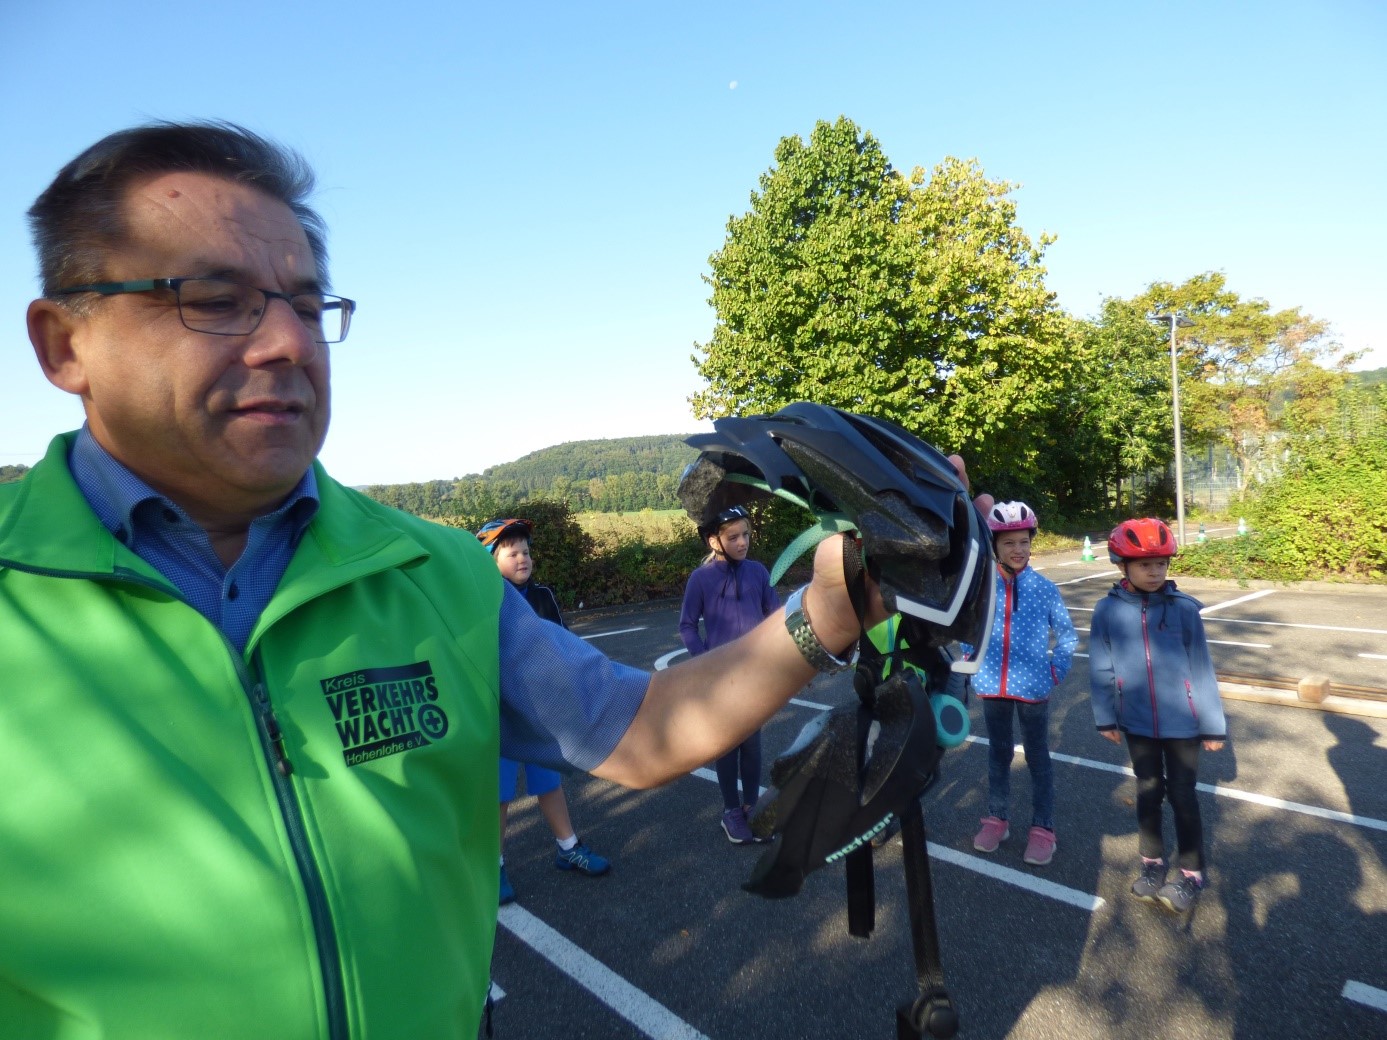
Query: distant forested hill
1350 366 1386 387
1 464 29 484
361 434 700 516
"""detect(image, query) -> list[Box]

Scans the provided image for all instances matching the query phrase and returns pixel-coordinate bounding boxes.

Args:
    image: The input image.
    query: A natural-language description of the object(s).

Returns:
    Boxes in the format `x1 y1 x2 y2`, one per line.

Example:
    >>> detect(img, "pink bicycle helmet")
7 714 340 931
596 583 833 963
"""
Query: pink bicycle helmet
986 501 1037 534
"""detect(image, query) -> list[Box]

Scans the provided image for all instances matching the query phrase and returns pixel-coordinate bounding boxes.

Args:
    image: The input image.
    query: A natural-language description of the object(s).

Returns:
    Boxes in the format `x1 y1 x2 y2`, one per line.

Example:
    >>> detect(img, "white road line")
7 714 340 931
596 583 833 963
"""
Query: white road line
690 755 1101 912
925 842 1105 912
964 735 1387 833
488 980 506 1003
1069 604 1387 636
1207 617 1387 635
580 626 648 640
1056 571 1119 586
1200 589 1275 615
653 648 687 670
790 696 833 710
1361 654 1387 661
1343 980 1387 1013
497 904 711 1040
1077 626 1272 648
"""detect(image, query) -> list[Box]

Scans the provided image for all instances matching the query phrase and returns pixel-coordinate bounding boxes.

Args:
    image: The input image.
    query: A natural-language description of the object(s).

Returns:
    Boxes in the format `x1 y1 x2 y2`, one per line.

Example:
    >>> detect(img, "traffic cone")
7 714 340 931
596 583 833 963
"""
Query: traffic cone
1237 518 1248 536
1197 523 1208 544
1081 535 1095 562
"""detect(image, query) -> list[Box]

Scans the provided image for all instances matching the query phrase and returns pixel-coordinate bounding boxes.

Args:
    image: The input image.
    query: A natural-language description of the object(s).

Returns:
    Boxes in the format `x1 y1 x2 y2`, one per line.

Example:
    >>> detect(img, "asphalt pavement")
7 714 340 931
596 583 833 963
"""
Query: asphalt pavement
485 545 1387 1040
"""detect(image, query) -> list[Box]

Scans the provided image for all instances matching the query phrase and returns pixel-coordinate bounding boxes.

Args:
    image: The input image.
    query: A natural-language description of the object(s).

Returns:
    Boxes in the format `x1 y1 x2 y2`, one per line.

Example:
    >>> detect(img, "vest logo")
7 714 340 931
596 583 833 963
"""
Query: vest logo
321 661 449 767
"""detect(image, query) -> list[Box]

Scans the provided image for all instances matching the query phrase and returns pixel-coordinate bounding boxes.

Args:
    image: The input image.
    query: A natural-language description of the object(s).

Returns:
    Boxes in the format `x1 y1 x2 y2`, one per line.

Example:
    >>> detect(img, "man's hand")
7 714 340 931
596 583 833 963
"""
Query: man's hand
1101 730 1122 745
802 535 887 659
1203 740 1224 752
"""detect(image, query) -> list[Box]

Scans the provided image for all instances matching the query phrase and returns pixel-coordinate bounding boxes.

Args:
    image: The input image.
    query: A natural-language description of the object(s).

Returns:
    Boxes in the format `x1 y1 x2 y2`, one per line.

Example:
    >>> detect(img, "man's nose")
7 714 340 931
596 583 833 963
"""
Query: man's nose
246 297 321 366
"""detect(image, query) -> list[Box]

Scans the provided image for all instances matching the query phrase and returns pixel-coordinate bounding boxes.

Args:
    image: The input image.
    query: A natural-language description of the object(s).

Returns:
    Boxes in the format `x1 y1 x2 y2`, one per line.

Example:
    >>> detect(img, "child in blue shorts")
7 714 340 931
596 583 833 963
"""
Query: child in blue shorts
478 518 611 904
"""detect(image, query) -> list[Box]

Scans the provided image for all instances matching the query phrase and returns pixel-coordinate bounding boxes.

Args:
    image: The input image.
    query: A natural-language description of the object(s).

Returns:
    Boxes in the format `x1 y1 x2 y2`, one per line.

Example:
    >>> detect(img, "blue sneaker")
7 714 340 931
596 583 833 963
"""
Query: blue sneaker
498 864 516 905
554 838 611 876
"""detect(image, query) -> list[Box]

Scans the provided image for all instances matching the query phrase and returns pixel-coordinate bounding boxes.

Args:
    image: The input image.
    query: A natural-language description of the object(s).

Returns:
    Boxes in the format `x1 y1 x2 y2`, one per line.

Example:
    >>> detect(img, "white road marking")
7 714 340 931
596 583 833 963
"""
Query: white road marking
964 736 1387 833
1200 589 1275 615
1343 980 1387 1013
580 626 648 640
497 904 711 1040
1069 604 1387 636
1360 653 1387 661
653 648 688 670
925 842 1105 912
790 696 833 710
1076 626 1269 648
488 980 506 1003
1056 571 1120 586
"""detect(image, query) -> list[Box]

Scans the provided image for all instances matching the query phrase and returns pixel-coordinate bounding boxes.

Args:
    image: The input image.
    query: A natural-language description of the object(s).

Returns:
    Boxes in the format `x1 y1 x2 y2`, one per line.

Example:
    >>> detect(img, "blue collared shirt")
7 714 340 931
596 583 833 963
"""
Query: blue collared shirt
66 426 646 772
69 426 318 655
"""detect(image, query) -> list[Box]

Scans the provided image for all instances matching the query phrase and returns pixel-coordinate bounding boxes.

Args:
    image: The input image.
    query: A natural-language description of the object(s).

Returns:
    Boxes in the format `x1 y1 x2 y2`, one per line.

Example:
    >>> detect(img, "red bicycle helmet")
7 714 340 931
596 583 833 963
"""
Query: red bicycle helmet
1107 518 1177 562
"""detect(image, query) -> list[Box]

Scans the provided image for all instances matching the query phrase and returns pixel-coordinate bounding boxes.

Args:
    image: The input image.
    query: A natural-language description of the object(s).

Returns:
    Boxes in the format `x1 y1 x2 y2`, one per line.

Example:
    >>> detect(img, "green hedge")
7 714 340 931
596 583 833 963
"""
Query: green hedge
1176 421 1387 583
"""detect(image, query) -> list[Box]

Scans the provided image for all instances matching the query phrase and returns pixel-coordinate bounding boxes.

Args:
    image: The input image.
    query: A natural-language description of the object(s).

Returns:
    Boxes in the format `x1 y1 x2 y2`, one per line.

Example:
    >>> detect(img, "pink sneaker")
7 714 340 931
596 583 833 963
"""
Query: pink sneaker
972 816 1009 853
1023 826 1056 866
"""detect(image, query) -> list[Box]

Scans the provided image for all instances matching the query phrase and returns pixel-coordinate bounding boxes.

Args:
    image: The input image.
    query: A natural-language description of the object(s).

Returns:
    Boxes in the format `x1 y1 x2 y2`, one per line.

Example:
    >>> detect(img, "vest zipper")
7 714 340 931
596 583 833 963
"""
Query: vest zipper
246 659 350 1040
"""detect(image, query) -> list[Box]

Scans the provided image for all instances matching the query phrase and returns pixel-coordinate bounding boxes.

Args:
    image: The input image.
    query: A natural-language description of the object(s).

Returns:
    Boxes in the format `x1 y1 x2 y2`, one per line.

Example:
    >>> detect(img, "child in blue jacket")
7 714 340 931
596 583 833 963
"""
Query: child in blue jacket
968 502 1077 867
1089 518 1227 914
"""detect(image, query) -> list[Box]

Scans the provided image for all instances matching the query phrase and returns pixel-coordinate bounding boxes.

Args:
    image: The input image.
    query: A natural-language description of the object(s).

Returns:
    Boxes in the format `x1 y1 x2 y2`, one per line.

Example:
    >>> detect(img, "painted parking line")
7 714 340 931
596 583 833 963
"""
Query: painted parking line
967 735 1387 834
654 648 687 669
925 842 1104 913
1361 654 1387 661
1343 980 1387 1014
580 626 649 640
497 904 711 1040
1075 625 1269 649
692 745 1104 914
1069 604 1387 636
1200 589 1275 615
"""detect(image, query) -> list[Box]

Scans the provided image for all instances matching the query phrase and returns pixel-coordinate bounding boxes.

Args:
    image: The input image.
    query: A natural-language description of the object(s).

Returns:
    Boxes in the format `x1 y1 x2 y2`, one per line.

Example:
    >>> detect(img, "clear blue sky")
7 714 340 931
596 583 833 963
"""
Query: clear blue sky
2 1 1383 486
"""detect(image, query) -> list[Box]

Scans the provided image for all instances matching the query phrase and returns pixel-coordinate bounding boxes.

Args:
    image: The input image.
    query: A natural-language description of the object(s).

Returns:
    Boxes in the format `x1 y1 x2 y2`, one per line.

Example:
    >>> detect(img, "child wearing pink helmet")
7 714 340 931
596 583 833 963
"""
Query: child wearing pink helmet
966 502 1077 867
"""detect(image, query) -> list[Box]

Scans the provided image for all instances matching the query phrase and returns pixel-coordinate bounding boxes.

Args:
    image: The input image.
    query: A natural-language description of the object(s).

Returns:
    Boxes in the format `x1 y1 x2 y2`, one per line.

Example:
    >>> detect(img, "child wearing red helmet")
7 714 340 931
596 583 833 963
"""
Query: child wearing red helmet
1088 518 1227 913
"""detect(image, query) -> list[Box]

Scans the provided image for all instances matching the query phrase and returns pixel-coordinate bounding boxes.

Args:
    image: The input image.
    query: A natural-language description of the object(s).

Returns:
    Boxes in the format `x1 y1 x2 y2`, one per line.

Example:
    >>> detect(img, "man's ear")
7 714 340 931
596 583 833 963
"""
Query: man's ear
27 298 90 395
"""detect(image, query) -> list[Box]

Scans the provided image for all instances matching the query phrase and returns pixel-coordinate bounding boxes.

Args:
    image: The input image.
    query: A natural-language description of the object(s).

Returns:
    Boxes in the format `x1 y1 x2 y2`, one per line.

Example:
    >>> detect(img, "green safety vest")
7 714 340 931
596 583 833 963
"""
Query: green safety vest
1 433 503 1039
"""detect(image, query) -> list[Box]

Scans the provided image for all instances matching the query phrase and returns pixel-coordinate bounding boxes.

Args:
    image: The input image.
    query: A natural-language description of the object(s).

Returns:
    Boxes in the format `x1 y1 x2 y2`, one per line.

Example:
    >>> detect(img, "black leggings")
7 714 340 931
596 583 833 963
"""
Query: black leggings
1125 734 1205 872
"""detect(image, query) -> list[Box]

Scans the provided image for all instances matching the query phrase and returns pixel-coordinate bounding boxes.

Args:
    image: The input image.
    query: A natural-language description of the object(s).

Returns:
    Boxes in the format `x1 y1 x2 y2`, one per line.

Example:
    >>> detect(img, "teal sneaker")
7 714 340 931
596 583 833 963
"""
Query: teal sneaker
554 839 611 876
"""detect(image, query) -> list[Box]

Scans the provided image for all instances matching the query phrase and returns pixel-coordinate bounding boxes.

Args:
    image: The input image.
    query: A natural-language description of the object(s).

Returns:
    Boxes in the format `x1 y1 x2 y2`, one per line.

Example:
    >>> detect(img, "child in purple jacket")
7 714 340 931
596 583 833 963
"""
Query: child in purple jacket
678 505 780 844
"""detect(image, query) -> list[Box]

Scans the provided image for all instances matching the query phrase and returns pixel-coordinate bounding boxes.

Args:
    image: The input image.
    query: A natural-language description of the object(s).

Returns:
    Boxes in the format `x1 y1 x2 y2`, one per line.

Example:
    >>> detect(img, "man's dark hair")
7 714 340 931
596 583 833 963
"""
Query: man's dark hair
27 120 329 300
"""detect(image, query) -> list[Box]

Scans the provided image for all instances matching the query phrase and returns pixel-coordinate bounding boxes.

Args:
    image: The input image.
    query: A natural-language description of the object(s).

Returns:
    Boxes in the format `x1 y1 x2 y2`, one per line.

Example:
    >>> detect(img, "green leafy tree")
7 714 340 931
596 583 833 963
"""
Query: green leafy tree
691 116 1071 487
1133 272 1355 490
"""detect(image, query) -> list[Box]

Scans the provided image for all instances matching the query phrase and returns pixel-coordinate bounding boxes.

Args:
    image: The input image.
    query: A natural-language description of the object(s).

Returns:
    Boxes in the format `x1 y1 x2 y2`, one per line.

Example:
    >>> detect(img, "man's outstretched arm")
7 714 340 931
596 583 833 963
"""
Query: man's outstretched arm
592 535 881 789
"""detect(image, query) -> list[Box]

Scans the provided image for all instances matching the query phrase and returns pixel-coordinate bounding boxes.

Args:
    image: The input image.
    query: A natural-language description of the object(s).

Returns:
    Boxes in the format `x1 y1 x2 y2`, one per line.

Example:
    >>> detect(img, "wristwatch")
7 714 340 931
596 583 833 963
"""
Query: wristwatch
784 585 857 674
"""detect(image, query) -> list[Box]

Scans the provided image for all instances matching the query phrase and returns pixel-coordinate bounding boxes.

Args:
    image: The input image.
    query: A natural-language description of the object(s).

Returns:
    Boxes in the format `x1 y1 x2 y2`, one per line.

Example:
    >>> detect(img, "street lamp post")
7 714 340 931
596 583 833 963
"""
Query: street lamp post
1151 312 1195 547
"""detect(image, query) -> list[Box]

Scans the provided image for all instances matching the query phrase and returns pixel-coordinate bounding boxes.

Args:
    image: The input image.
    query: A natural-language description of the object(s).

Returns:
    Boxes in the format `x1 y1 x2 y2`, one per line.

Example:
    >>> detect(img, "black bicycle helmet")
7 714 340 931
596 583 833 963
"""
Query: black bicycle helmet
679 402 995 667
743 654 951 898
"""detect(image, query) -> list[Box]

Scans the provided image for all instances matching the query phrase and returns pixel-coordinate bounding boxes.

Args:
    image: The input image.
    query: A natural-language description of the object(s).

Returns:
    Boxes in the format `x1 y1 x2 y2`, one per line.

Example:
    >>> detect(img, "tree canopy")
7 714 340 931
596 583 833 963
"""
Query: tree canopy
691 116 1072 487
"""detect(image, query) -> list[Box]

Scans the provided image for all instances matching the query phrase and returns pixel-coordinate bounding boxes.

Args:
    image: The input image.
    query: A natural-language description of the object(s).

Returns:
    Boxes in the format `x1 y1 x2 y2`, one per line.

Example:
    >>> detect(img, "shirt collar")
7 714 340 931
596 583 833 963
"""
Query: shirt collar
68 424 319 545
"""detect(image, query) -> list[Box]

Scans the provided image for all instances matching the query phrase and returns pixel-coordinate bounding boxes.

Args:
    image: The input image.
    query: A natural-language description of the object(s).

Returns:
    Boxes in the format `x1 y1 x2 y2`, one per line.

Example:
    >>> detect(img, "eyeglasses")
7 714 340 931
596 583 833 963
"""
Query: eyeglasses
52 277 356 344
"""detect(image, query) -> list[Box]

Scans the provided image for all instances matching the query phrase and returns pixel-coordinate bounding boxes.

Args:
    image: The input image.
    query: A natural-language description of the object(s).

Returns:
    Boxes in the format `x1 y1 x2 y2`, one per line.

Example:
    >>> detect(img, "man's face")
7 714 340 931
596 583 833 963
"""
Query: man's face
494 539 533 586
32 171 329 520
994 530 1032 573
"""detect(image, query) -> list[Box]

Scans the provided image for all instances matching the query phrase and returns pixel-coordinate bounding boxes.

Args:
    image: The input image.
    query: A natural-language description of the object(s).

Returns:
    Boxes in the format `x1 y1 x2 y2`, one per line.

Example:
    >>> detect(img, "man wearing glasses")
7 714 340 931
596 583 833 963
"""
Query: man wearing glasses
1 122 872 1038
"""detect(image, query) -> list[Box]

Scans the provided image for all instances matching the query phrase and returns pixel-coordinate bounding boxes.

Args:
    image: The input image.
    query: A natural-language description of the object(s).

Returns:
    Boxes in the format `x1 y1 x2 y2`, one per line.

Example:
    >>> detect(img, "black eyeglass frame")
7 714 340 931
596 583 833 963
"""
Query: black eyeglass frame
51 277 356 344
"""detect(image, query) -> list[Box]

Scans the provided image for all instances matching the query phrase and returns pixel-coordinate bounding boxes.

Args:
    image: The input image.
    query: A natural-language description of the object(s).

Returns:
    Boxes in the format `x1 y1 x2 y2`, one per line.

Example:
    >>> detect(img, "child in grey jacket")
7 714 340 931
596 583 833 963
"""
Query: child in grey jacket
1089 518 1227 914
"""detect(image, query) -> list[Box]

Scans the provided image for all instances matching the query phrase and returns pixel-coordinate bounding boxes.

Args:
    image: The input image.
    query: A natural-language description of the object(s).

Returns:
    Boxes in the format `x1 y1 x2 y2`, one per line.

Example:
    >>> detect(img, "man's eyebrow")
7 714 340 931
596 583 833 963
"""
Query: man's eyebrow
192 266 324 294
